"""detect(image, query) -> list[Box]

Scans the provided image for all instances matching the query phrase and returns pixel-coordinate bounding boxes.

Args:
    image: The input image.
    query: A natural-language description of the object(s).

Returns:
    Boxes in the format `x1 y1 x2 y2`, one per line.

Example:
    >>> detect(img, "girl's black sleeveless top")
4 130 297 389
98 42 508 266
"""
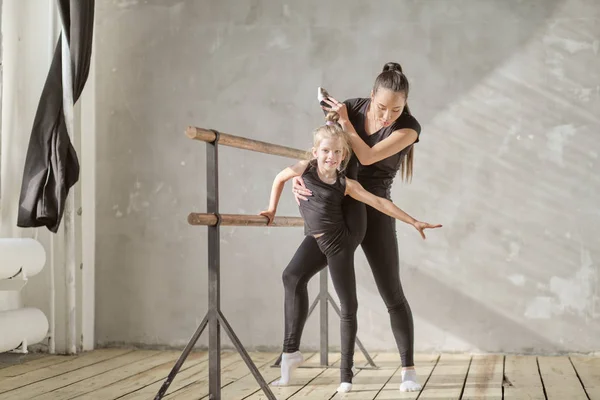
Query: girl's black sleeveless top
298 160 347 236
298 161 350 257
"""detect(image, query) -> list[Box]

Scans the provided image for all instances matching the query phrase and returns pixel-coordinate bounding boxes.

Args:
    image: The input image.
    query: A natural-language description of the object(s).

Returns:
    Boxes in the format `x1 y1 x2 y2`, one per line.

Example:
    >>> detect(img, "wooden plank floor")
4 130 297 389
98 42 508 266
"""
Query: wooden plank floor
0 350 598 400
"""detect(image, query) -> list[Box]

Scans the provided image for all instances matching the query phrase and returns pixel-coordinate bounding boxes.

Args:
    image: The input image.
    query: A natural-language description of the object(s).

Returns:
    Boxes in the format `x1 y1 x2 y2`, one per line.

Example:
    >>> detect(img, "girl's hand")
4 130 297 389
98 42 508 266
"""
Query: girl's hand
413 221 443 240
259 210 275 225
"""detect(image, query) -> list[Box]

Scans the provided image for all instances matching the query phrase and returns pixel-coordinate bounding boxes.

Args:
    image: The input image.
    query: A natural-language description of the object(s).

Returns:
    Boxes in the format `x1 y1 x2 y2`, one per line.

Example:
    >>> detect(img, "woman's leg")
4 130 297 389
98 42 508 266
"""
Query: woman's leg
362 206 421 392
361 205 414 366
360 205 421 391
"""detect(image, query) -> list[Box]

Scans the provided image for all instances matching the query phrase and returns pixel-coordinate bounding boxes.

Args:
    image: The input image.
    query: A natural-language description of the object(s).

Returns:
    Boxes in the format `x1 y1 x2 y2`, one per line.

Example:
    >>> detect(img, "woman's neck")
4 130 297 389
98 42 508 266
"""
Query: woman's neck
365 103 384 134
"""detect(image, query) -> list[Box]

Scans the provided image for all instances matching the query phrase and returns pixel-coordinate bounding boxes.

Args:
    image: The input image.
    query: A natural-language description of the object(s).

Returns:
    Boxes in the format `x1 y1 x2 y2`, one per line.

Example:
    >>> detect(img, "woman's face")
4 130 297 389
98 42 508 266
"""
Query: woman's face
370 88 406 128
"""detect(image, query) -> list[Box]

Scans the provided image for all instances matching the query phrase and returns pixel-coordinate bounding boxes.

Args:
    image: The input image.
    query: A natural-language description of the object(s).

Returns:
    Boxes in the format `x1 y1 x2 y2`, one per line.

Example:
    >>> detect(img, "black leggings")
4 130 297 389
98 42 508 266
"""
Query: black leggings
361 199 415 367
282 175 365 383
282 235 358 382
281 192 415 377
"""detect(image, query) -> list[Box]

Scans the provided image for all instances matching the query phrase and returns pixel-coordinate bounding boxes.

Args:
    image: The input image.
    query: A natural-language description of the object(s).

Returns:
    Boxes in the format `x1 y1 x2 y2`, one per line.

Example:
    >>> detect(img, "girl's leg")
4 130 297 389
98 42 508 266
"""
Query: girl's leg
282 236 328 352
274 236 327 386
327 246 359 386
342 157 367 248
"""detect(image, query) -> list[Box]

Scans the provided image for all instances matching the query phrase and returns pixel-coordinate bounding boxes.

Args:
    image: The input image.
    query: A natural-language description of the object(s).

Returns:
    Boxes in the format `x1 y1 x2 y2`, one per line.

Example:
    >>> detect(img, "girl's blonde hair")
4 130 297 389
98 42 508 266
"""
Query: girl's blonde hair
309 111 353 172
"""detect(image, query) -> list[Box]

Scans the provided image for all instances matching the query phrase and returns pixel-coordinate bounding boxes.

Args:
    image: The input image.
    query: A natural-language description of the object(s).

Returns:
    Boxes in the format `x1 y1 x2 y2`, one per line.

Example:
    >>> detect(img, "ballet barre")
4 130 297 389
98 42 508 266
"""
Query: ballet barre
188 213 304 227
154 126 376 400
186 126 308 159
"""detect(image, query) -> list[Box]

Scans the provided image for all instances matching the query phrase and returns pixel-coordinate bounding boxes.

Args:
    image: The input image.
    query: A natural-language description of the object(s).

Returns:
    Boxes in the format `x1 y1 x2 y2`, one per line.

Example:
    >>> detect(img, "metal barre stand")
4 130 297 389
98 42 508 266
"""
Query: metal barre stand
154 127 376 400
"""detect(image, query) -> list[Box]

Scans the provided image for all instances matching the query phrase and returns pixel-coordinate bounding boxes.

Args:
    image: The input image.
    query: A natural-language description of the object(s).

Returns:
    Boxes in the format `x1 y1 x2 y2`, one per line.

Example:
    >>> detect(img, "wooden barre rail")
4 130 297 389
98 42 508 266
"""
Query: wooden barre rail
188 213 304 227
186 126 307 160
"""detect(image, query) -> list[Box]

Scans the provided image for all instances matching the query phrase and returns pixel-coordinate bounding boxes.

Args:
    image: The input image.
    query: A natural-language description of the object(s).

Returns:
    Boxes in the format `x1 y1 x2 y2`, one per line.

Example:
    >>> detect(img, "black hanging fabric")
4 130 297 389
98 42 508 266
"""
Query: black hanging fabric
17 0 95 233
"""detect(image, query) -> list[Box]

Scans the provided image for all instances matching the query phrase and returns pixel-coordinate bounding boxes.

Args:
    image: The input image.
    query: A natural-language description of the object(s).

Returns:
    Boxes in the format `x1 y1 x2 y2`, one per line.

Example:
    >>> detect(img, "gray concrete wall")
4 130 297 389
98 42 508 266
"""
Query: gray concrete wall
95 0 600 354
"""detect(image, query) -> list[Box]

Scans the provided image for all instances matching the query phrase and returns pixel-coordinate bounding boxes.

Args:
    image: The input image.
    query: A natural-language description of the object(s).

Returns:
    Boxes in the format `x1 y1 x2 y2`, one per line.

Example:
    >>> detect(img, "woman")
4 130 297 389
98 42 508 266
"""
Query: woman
292 62 426 392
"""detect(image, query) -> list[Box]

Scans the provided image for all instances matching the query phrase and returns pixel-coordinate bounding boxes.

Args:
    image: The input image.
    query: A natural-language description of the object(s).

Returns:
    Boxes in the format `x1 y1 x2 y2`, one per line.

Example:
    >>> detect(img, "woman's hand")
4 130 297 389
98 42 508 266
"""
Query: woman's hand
321 96 349 123
413 221 443 240
259 210 275 225
292 176 312 205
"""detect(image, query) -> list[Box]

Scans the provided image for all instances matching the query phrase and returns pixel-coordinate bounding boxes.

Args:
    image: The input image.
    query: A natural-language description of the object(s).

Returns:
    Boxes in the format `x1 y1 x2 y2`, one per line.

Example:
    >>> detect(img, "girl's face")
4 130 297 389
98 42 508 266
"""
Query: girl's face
370 88 406 128
313 137 346 172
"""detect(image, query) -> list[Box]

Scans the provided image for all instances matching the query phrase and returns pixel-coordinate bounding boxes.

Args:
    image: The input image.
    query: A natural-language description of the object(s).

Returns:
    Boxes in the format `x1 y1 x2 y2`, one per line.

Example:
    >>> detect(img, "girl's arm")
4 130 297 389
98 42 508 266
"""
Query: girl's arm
345 179 442 239
260 160 309 224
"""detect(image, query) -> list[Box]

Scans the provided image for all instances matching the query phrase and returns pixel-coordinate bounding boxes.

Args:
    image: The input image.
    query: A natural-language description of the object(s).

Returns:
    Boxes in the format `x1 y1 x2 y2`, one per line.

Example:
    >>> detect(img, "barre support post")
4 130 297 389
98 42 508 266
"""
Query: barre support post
207 132 222 397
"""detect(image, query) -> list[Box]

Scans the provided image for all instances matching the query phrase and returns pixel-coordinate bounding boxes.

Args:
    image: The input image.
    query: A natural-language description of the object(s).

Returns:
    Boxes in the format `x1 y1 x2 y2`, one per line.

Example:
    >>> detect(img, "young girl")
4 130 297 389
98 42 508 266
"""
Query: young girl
260 111 441 393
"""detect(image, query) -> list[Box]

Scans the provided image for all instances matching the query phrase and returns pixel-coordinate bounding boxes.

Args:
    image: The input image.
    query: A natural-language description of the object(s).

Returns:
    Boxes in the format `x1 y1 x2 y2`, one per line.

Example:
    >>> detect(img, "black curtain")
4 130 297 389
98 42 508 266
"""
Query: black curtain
17 0 95 233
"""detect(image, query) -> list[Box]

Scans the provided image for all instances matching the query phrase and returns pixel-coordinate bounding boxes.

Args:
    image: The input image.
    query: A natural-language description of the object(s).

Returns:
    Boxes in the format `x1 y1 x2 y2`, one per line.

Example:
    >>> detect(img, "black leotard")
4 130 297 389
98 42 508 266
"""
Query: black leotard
298 160 350 258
